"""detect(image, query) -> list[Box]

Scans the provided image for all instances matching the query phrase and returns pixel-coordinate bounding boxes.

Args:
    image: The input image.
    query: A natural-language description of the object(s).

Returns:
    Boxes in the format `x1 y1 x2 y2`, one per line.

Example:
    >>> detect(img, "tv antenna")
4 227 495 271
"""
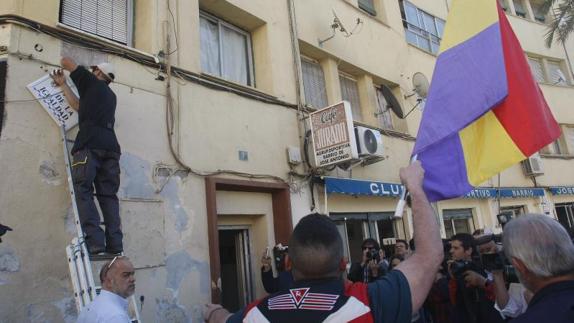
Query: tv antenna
318 10 363 47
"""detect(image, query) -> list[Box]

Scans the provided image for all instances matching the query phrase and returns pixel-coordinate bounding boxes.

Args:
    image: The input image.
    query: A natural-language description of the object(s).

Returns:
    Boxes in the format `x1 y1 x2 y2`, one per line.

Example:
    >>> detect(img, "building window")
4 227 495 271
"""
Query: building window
400 0 445 54
60 0 133 45
375 86 394 130
513 0 527 18
527 56 571 86
443 209 473 238
331 213 396 264
200 12 254 86
542 125 574 156
359 0 377 16
527 57 545 82
530 0 547 23
339 73 363 121
547 60 569 85
301 58 328 109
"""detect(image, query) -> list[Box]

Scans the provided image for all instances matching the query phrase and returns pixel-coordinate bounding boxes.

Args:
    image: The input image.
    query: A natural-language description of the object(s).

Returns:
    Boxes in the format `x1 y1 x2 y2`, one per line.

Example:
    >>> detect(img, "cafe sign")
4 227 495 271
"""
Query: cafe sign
309 101 358 167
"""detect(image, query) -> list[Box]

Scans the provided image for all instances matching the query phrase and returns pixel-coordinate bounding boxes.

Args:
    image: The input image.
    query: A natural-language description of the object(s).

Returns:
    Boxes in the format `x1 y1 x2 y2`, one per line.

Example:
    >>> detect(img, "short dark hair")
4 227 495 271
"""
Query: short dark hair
395 239 409 249
451 233 474 251
288 213 343 279
361 238 380 250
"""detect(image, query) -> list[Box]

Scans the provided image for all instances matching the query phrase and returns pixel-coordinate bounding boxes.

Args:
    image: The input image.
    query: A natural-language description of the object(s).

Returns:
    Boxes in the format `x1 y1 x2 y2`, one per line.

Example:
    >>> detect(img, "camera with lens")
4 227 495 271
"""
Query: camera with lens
368 248 380 262
474 234 519 283
273 244 289 272
450 259 475 280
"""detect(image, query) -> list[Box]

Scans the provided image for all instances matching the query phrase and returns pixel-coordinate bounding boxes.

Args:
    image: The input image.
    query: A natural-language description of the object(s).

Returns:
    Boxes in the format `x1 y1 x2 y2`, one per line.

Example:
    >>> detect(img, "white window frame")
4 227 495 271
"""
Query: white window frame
199 11 255 87
400 0 445 55
59 0 134 46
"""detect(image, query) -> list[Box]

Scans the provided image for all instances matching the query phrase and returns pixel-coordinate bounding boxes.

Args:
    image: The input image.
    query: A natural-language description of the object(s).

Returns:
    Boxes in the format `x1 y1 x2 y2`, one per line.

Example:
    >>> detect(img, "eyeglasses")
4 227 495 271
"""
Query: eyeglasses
362 246 377 250
107 255 125 270
101 255 125 279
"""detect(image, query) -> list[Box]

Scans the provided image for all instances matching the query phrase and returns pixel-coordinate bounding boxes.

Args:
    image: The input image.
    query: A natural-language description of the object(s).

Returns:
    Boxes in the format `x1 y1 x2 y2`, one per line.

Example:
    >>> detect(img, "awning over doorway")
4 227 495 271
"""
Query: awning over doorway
321 177 404 198
549 187 574 196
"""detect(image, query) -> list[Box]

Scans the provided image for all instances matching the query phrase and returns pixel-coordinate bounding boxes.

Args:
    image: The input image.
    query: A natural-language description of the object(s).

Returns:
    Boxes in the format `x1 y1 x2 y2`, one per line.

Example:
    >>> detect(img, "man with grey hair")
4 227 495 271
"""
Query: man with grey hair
503 214 574 323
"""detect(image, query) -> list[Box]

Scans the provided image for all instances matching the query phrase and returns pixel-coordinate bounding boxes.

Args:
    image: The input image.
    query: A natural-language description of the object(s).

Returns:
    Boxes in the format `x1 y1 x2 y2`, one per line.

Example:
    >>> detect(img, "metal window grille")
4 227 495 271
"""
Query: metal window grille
60 0 132 45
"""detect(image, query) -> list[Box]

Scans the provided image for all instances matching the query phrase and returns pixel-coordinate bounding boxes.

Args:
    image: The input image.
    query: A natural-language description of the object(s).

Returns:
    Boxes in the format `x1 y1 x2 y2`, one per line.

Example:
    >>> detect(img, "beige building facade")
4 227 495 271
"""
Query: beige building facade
0 0 573 322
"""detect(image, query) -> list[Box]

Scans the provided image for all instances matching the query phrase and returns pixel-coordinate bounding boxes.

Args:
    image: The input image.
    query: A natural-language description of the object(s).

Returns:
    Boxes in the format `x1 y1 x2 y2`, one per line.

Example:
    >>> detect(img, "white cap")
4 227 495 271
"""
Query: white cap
95 62 115 81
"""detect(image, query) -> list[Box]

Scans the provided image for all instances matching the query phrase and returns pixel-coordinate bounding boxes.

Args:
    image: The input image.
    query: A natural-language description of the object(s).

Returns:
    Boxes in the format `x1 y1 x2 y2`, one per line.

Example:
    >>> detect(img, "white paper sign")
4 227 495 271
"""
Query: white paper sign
27 75 79 131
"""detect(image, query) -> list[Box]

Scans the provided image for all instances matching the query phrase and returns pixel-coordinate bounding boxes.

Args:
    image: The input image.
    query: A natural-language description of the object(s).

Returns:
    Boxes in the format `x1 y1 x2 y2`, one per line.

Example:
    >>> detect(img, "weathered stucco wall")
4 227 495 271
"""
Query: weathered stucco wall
0 22 305 322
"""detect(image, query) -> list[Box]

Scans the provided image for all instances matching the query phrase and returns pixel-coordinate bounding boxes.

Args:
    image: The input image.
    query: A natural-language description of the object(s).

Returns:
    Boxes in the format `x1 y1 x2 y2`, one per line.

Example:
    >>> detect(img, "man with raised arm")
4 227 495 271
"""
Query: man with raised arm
51 58 123 255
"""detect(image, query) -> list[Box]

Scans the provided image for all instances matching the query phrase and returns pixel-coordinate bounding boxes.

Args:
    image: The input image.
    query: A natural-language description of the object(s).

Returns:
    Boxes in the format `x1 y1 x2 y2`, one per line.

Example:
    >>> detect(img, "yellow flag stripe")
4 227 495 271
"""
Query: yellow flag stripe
440 0 499 54
459 111 526 186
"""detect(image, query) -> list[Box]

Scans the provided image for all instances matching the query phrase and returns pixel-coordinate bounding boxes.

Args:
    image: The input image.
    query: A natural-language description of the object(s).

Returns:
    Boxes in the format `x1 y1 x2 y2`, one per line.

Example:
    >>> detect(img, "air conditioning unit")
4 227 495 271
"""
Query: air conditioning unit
522 153 544 177
355 126 384 158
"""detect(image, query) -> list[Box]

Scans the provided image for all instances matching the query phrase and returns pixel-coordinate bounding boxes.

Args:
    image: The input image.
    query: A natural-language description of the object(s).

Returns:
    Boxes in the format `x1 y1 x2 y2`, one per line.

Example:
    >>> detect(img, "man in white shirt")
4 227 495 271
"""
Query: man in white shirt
77 256 136 323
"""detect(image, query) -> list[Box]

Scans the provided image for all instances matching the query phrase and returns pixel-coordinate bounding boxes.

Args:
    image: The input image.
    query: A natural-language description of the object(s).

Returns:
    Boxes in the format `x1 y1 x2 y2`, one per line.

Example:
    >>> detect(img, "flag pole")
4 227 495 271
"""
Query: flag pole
393 154 418 218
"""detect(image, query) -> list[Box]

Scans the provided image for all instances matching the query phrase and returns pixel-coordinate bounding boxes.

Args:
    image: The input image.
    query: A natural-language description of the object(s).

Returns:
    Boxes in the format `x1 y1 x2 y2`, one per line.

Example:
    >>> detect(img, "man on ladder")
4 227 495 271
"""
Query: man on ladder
52 57 123 255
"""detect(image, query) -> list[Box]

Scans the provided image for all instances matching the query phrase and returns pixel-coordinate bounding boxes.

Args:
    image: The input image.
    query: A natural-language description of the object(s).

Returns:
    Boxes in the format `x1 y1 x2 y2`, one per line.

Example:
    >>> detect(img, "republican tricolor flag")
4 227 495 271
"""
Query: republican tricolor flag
415 0 561 202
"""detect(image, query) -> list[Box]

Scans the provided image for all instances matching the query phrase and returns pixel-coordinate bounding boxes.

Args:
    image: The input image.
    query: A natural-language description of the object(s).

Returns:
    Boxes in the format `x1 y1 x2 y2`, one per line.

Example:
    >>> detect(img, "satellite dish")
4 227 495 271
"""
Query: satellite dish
380 84 404 119
332 10 348 33
412 72 430 98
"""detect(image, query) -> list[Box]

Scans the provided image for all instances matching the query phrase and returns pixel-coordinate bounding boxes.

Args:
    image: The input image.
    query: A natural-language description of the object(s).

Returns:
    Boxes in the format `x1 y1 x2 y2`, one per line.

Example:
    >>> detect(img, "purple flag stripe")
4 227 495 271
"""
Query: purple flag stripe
414 23 508 154
419 133 474 201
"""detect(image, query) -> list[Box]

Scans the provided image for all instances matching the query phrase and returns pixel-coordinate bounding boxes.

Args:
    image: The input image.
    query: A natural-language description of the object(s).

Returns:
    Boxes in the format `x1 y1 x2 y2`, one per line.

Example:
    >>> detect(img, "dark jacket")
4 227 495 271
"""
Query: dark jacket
510 280 574 323
261 268 293 294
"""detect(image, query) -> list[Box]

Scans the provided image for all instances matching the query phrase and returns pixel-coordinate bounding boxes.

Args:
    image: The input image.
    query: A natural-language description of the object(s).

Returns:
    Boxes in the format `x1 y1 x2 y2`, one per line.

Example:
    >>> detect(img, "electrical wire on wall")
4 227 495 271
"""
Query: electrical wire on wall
0 14 290 189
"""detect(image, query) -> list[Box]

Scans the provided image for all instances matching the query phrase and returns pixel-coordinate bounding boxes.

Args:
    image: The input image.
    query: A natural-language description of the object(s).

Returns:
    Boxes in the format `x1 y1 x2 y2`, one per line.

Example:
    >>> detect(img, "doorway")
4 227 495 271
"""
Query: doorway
218 227 254 312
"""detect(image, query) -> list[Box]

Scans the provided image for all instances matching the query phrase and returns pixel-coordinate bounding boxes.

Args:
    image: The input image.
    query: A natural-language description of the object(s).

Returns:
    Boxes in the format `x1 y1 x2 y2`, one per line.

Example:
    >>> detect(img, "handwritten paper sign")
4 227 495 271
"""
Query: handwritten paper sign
27 75 79 131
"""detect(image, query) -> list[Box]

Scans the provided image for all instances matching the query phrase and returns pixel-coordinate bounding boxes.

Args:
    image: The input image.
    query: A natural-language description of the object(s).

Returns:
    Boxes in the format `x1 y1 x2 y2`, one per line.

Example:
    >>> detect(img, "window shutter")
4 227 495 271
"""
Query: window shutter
301 59 328 109
60 0 130 44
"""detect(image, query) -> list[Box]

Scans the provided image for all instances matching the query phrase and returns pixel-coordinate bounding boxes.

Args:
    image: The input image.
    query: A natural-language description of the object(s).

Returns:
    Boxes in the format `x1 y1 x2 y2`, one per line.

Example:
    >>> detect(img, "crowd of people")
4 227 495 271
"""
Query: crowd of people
202 161 574 323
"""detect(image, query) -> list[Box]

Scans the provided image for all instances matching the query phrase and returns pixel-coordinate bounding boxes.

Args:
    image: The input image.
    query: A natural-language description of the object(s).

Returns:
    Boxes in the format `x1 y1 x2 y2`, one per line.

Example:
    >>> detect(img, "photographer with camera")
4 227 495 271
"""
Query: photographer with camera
260 245 293 294
348 238 388 283
473 233 532 319
447 233 504 323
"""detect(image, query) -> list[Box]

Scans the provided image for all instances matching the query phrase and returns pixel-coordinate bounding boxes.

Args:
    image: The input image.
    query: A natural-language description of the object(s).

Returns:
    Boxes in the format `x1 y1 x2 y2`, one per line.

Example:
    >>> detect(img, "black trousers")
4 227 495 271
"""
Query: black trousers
71 149 123 252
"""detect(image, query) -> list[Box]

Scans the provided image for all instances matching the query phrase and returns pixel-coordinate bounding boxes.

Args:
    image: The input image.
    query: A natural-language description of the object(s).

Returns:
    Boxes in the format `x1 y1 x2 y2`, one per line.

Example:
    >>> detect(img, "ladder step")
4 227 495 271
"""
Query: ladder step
89 253 121 261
